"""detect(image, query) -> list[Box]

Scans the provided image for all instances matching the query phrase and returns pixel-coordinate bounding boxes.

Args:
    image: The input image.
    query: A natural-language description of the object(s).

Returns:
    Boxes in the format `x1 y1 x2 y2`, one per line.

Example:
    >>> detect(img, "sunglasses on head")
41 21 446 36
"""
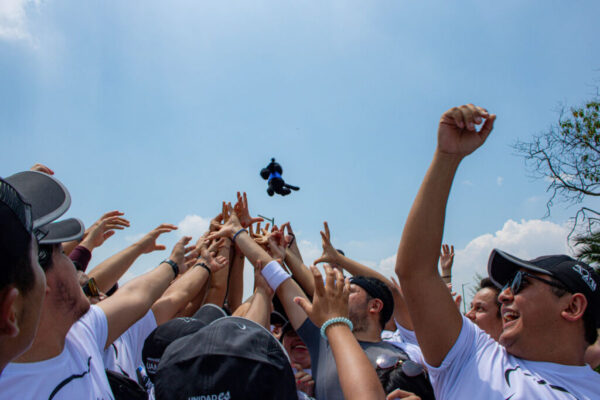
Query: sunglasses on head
82 277 100 298
375 354 425 377
502 270 570 295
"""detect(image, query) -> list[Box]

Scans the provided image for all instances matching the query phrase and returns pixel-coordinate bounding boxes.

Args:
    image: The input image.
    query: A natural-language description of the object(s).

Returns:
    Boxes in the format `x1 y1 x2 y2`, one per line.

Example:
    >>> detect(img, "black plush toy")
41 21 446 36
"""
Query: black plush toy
260 158 300 197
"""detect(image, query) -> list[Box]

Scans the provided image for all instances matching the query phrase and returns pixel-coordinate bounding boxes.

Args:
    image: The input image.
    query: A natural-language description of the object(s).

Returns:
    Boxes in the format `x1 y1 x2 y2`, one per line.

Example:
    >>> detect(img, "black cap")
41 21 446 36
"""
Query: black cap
350 276 394 326
142 304 227 382
155 317 298 400
488 249 600 326
0 178 34 258
4 171 84 244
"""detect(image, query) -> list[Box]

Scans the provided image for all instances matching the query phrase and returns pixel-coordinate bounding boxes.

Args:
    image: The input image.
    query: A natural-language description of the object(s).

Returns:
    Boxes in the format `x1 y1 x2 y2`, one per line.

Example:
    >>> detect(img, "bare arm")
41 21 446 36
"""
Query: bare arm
315 222 413 330
395 105 495 367
226 245 245 312
284 249 315 298
295 265 386 400
88 223 177 292
99 236 192 347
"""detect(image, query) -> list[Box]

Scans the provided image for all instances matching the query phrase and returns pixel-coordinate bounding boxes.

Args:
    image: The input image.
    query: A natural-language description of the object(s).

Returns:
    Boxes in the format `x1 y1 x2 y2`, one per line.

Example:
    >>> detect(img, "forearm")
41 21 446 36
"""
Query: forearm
232 231 273 267
395 150 464 366
276 276 308 330
175 285 208 317
327 324 386 400
100 262 174 347
151 265 210 325
396 151 460 281
88 242 145 292
226 247 244 312
244 288 271 329
284 249 315 298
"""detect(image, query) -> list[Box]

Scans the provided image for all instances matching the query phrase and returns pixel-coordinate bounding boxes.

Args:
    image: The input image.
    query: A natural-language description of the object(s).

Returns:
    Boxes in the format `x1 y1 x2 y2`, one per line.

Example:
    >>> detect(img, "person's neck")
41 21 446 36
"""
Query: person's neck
510 331 587 366
13 310 71 363
353 323 382 343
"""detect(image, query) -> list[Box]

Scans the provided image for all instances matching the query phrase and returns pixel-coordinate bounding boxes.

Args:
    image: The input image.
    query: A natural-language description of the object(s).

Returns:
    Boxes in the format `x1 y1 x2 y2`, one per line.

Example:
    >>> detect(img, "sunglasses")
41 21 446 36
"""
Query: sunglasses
375 354 425 377
502 270 570 296
82 277 100 298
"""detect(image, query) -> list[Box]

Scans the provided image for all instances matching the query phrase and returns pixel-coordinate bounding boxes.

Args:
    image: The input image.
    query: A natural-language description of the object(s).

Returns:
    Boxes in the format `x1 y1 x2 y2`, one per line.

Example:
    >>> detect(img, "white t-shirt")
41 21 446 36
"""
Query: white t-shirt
427 315 600 399
103 309 157 380
0 305 114 400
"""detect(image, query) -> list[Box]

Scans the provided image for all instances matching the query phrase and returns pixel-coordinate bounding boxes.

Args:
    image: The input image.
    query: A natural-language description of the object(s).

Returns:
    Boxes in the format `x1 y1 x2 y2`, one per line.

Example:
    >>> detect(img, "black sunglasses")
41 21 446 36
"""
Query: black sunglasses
375 354 425 377
82 277 100 298
503 270 570 295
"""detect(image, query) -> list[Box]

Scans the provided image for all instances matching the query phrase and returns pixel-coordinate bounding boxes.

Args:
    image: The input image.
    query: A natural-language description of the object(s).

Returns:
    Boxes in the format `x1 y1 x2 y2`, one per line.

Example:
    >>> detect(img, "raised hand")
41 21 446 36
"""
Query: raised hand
209 211 223 233
294 265 350 328
136 223 178 254
314 222 341 265
233 191 263 228
440 244 454 278
437 104 496 157
30 163 54 175
197 235 229 272
206 203 243 241
447 283 462 311
266 228 286 260
81 212 130 250
167 236 195 274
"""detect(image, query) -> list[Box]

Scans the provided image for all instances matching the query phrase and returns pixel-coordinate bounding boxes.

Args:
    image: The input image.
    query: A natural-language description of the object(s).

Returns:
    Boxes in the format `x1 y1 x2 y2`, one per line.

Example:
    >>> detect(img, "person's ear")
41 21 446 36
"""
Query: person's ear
369 298 384 315
561 293 587 322
0 287 20 337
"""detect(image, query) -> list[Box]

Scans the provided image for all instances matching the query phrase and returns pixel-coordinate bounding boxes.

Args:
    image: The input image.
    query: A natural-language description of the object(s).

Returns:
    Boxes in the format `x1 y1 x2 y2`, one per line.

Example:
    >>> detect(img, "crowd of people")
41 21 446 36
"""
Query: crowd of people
1 104 600 399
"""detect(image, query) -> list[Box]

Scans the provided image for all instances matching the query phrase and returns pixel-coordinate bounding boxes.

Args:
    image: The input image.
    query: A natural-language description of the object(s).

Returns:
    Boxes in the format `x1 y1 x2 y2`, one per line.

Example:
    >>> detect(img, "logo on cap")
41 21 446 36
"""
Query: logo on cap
572 265 597 291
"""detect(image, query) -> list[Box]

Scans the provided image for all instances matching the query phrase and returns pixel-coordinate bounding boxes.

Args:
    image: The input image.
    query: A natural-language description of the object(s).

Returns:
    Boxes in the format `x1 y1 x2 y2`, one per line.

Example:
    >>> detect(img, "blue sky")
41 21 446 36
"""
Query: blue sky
2 0 599 302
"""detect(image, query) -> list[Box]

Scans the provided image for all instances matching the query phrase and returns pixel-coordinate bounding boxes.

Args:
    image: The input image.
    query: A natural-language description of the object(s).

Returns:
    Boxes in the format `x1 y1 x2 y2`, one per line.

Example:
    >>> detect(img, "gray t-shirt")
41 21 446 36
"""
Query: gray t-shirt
297 318 408 400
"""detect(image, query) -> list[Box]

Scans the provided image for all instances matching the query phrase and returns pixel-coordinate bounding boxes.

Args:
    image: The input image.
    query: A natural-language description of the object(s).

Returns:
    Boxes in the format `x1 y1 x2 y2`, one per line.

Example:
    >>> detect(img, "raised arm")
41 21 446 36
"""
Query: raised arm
295 265 386 400
151 238 227 324
88 223 176 292
395 104 495 367
314 222 413 330
439 244 454 285
99 236 193 347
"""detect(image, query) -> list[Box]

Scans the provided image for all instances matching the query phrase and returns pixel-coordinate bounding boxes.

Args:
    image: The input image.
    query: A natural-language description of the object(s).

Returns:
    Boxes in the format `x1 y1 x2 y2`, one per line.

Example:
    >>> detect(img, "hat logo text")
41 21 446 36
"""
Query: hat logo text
572 265 597 291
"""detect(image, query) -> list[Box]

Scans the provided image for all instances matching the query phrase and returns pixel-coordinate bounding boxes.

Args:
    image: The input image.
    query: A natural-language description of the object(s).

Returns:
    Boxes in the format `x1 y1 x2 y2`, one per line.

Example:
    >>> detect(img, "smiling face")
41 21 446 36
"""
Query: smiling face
498 270 568 358
282 329 311 369
466 287 502 341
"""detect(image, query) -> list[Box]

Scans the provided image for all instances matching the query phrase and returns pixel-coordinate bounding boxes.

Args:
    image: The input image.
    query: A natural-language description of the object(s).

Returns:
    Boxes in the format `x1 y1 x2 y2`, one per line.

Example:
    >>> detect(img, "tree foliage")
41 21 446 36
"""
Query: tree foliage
575 230 600 267
514 97 600 236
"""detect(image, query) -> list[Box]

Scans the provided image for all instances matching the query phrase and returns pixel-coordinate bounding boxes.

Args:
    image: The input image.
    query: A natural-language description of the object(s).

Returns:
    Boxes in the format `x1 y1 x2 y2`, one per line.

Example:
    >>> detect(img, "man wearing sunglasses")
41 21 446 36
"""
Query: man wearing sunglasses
395 104 600 399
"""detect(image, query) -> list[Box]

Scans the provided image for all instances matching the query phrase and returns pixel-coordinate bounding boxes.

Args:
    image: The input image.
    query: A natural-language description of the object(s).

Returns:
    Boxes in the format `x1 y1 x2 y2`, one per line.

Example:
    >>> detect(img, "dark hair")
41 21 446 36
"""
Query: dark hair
353 276 394 329
377 364 435 400
0 213 35 293
478 277 501 318
549 284 598 345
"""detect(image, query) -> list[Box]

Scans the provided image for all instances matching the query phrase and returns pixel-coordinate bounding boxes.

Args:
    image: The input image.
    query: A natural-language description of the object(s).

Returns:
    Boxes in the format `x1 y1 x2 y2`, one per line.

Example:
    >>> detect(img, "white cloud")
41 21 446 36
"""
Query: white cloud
462 180 474 186
0 0 40 41
177 214 210 239
368 219 572 303
496 176 504 186
298 239 323 265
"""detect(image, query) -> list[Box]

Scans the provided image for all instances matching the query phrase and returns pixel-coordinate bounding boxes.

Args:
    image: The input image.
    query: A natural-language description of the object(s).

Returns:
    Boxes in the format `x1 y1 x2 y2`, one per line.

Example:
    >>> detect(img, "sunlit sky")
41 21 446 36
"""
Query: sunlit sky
2 0 599 302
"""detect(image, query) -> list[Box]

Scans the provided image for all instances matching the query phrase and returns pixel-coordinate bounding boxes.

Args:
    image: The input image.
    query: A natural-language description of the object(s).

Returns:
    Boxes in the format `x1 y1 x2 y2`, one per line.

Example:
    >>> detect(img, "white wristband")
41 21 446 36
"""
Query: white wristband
261 260 291 291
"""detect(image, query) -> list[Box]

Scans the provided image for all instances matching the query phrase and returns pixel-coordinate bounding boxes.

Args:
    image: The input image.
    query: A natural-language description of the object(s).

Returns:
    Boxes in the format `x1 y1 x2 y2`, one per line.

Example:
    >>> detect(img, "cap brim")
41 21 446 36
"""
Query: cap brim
488 249 551 288
4 171 71 228
192 303 227 326
38 218 85 244
270 311 288 325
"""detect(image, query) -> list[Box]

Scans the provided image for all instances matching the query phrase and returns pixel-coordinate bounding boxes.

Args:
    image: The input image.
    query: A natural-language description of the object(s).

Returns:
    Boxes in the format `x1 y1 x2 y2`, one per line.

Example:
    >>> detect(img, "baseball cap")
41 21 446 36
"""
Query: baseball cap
142 304 227 382
0 178 34 258
155 316 297 400
488 249 600 326
350 276 394 325
4 171 84 244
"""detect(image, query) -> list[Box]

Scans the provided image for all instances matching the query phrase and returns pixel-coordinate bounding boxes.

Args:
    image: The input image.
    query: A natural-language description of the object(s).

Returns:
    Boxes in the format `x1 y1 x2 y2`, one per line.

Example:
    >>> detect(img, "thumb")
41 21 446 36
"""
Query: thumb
313 256 326 265
294 296 312 315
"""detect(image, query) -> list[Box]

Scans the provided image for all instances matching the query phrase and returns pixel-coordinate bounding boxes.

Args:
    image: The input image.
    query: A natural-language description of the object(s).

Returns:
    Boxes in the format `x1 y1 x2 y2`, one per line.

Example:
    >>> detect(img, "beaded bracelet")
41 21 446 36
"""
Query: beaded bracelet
320 317 354 340
232 228 248 243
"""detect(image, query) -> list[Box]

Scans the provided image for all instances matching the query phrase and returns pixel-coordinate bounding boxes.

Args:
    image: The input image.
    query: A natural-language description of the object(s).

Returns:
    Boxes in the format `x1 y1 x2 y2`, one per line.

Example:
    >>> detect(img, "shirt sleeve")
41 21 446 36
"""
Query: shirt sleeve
78 305 109 352
296 318 321 352
69 245 92 272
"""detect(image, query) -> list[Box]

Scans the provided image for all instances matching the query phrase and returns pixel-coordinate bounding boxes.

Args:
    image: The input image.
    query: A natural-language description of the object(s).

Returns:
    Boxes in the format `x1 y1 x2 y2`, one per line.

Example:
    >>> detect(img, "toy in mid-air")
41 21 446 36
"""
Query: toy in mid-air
260 158 300 197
